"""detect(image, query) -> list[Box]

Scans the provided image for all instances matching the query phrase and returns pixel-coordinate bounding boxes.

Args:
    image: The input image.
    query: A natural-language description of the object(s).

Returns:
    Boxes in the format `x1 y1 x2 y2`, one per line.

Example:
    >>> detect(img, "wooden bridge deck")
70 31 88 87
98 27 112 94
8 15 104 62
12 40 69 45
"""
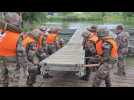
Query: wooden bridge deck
40 26 85 71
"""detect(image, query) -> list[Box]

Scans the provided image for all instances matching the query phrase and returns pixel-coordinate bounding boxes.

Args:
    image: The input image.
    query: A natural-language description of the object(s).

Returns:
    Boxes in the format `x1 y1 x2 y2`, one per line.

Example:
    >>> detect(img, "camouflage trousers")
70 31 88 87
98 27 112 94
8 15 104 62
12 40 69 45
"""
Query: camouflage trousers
92 63 113 87
26 63 40 87
116 56 126 76
0 57 18 87
16 56 29 76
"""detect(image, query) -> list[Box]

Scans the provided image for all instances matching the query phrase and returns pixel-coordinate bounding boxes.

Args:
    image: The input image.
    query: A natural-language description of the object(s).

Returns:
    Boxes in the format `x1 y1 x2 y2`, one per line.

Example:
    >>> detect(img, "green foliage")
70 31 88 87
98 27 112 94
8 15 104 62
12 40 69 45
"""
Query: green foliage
21 12 134 31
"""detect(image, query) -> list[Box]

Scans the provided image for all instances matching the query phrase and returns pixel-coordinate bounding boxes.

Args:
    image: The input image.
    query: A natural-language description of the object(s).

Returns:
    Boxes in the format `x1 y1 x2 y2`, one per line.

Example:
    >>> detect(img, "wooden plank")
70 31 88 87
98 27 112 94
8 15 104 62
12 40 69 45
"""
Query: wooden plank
41 27 85 68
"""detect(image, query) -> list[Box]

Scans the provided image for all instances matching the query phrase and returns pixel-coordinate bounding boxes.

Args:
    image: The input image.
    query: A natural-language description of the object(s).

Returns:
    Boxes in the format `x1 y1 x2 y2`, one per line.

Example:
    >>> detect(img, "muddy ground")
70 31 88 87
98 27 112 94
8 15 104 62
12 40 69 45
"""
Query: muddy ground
0 59 134 87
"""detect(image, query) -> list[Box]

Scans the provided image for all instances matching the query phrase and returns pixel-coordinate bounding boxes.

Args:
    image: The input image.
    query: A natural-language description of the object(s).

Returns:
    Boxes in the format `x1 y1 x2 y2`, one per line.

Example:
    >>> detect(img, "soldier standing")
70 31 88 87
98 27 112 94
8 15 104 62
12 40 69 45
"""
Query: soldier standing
80 27 99 81
114 25 129 76
37 26 48 61
92 28 118 87
0 12 21 87
45 26 63 55
16 33 29 79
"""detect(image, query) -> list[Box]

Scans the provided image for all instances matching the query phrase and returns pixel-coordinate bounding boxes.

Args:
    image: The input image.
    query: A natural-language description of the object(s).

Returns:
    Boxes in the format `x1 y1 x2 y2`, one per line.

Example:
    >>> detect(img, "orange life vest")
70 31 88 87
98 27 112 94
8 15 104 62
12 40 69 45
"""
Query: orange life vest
96 37 118 59
104 38 118 59
0 29 19 57
22 35 35 48
96 39 103 56
46 33 57 44
37 33 44 48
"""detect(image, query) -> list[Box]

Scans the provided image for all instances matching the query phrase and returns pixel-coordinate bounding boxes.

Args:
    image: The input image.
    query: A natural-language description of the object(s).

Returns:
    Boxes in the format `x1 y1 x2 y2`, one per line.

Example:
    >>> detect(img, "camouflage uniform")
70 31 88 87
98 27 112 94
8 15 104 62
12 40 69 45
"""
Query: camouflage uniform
36 47 48 61
92 41 114 87
16 33 28 75
26 55 40 87
0 57 9 87
46 27 63 55
115 31 129 76
26 42 41 87
31 28 48 60
81 35 97 80
92 29 117 87
80 27 98 81
0 12 21 87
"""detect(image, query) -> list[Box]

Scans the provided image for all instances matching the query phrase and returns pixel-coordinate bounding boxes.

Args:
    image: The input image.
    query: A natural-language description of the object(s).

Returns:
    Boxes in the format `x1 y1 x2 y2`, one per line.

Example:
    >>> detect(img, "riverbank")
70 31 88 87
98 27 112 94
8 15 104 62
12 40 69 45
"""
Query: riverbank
22 16 134 32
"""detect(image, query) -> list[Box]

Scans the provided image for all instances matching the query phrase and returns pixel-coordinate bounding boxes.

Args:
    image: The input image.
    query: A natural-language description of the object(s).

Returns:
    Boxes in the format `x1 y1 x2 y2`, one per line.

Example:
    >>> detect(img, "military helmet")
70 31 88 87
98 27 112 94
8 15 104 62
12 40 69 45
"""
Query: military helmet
81 30 92 38
87 25 97 32
40 26 47 32
116 24 124 30
4 12 21 27
48 26 62 33
32 29 42 37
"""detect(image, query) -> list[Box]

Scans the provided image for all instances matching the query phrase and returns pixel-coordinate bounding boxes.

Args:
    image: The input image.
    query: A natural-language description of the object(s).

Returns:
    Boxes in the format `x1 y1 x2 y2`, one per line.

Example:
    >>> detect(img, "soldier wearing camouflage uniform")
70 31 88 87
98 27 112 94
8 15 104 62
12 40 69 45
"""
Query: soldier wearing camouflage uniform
37 26 48 61
92 28 118 87
16 33 29 80
0 12 21 87
80 28 98 81
114 25 130 76
45 27 63 55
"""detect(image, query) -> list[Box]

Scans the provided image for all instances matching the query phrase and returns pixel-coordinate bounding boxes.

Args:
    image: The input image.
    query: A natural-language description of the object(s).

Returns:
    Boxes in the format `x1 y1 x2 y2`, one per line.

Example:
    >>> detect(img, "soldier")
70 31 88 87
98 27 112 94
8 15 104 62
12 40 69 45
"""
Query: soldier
80 26 98 81
41 27 63 79
0 12 21 87
37 26 49 61
80 29 99 81
45 26 63 55
92 28 118 87
16 33 29 78
114 25 129 76
26 31 47 76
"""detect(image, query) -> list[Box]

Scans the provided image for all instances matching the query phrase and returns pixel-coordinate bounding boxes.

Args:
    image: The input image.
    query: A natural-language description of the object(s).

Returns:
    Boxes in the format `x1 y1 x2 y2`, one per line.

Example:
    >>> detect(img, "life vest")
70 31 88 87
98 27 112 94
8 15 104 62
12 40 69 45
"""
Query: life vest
0 29 19 57
22 35 35 48
37 33 45 48
104 37 118 59
84 33 98 50
96 37 118 59
96 39 103 56
46 33 58 44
